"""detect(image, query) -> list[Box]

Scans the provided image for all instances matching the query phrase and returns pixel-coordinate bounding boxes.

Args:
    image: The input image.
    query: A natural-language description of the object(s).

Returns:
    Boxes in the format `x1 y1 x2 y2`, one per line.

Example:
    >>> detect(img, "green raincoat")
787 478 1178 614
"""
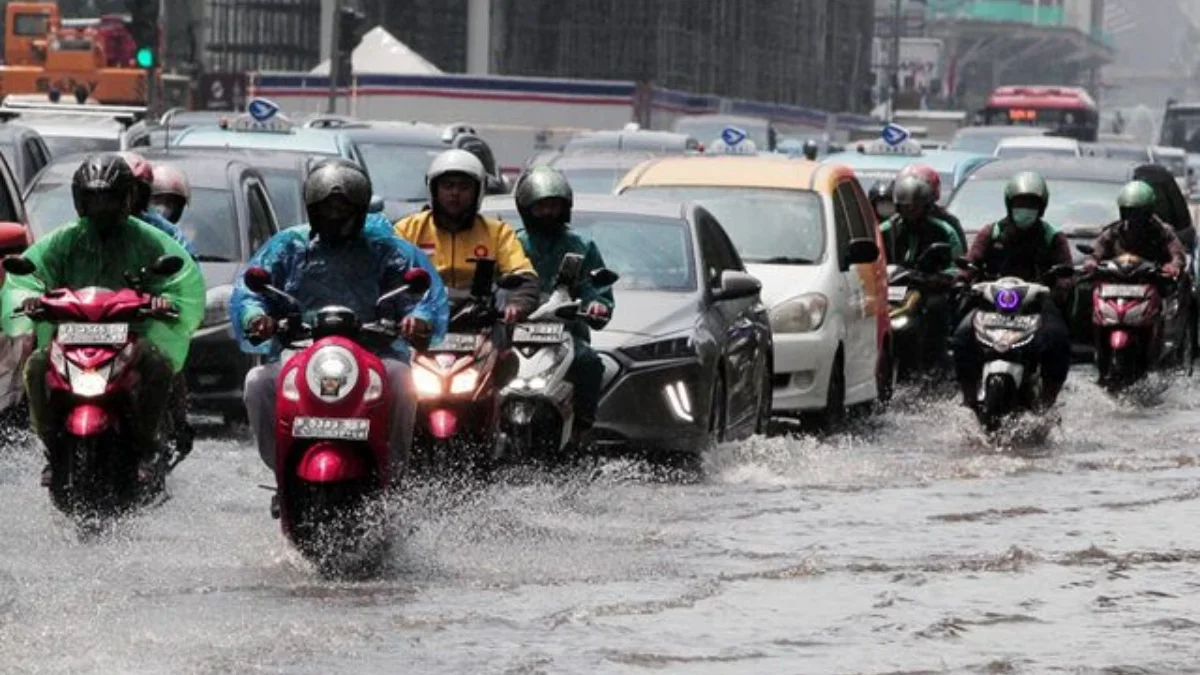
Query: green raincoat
0 217 206 372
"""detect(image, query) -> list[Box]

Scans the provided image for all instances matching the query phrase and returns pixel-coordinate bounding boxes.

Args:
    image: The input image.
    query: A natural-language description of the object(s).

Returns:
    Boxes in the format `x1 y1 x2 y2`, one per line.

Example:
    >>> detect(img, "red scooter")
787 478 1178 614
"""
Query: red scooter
242 265 430 578
2 254 185 526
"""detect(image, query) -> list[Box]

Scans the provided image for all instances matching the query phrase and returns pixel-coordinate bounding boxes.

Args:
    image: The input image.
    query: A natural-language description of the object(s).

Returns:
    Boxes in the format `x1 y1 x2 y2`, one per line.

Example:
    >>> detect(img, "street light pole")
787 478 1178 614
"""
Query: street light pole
889 0 902 123
326 0 339 114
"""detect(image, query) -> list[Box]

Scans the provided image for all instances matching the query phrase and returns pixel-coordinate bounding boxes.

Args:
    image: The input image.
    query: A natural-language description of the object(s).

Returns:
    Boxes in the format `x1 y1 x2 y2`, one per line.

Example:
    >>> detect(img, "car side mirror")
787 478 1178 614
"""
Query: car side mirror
2 255 35 276
711 270 761 302
243 266 271 293
1075 243 1095 256
846 238 879 265
0 221 30 256
589 267 619 287
151 255 184 276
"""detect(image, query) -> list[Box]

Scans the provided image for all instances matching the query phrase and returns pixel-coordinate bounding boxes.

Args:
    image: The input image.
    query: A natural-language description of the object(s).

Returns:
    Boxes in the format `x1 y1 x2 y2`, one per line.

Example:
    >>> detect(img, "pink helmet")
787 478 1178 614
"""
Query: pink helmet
898 164 942 202
116 151 154 185
151 164 191 204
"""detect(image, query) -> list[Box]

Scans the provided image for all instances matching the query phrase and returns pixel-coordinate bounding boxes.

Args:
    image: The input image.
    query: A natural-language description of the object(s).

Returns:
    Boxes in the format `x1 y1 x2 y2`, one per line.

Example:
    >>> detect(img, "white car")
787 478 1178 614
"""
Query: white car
993 135 1082 159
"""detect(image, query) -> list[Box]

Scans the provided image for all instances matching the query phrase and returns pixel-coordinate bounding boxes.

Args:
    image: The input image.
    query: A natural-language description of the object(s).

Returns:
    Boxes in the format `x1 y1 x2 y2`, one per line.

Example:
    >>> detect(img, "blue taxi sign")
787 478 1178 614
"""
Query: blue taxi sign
247 97 281 122
860 138 922 157
881 123 910 147
225 111 294 133
710 137 758 155
720 126 748 146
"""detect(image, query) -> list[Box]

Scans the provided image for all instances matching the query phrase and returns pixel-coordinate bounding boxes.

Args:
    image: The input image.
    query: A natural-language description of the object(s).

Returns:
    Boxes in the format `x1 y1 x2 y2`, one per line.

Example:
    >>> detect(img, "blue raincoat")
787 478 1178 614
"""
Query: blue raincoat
138 210 198 259
230 215 449 364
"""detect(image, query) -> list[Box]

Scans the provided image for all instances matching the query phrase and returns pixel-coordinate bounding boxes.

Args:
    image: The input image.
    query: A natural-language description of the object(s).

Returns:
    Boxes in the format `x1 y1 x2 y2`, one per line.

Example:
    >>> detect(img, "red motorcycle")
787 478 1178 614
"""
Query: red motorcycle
1079 249 1185 392
242 265 430 577
1 254 185 526
409 257 520 476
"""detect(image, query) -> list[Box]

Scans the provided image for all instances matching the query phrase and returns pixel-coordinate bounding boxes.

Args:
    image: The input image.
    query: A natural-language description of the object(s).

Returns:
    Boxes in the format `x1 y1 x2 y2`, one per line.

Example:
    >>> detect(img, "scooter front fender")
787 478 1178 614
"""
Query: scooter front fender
65 403 112 437
1110 329 1131 350
294 442 371 483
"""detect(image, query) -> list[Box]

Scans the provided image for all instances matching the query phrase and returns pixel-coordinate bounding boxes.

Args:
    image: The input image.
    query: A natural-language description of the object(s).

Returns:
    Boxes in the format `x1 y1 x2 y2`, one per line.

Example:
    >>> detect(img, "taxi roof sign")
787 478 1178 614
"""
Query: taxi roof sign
247 97 281 123
720 125 748 146
859 138 922 157
709 137 758 155
223 113 295 134
881 122 911 146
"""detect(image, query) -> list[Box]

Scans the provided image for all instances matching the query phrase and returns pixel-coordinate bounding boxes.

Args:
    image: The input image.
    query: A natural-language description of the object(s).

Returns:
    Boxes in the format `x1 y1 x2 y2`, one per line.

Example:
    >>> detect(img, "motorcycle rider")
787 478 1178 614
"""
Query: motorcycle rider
1083 180 1187 278
802 139 819 161
394 149 540 320
952 171 1074 409
233 158 449 482
149 163 190 225
118 152 198 259
868 179 895 224
0 153 205 487
512 166 615 446
897 164 967 250
880 174 962 372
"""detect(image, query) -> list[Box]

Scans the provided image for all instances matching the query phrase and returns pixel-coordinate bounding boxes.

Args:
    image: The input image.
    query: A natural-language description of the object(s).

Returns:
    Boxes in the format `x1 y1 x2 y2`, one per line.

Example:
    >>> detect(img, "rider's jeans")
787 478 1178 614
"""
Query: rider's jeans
243 358 416 473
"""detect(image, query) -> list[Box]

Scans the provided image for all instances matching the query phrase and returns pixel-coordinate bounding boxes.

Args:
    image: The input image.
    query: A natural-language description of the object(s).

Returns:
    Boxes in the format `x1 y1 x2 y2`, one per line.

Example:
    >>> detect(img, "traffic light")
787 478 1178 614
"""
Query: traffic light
334 6 367 86
126 0 160 69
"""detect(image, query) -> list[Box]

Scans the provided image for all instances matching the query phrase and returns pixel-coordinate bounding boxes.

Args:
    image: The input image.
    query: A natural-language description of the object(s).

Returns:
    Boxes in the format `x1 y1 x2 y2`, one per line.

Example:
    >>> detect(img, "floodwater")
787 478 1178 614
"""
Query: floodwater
3 371 1200 674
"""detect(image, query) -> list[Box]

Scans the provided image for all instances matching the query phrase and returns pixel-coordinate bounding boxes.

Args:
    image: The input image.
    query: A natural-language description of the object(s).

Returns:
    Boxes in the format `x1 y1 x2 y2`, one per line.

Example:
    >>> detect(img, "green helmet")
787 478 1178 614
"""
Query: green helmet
1116 180 1156 210
1003 171 1050 215
515 165 574 220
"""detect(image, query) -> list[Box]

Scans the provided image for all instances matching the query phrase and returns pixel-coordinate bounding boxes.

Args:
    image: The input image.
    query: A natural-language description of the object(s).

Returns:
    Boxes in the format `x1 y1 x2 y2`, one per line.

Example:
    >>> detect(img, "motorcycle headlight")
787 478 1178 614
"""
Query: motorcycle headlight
769 293 828 334
450 368 478 394
201 284 234 328
67 361 111 398
412 365 442 398
363 369 384 402
620 336 695 362
282 368 300 401
304 345 359 402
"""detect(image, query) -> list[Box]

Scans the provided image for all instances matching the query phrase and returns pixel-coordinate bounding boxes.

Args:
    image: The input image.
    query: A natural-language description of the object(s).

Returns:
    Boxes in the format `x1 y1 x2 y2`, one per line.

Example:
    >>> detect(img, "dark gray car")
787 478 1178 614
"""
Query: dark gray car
481 194 773 458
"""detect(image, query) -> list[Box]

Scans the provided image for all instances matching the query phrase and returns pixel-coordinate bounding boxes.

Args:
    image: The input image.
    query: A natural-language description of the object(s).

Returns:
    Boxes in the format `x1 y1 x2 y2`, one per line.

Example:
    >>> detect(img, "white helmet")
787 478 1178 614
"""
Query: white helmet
426 148 487 212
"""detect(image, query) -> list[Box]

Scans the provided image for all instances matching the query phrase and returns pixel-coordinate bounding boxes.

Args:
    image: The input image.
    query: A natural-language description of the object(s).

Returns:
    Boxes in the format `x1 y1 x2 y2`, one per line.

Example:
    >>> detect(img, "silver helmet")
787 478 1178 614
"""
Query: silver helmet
426 148 487 212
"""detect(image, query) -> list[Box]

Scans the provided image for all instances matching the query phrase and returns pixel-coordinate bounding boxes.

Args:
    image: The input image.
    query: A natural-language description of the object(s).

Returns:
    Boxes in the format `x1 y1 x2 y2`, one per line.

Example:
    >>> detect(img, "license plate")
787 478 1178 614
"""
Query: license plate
1099 284 1148 299
292 416 370 441
56 322 128 345
513 322 565 344
979 313 1038 330
888 286 908 302
430 332 477 352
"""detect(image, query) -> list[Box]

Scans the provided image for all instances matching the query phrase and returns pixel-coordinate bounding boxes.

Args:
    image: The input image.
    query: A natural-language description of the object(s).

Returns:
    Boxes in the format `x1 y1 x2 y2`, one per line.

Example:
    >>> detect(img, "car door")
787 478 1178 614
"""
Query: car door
695 208 763 428
832 179 875 397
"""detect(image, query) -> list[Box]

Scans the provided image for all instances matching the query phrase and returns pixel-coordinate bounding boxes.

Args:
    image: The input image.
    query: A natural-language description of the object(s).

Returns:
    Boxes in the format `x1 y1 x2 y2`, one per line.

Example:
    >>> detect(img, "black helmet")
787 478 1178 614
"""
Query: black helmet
802 139 819 160
304 157 372 244
868 179 896 220
893 174 935 208
72 153 134 224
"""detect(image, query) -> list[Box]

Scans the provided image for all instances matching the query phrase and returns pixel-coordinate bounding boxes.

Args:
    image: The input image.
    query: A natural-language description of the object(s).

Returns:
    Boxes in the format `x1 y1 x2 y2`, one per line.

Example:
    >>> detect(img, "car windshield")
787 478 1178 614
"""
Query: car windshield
674 119 768 149
26 182 241 260
994 145 1076 159
1154 153 1188 178
485 209 696 292
1102 146 1150 162
355 142 442 202
555 167 628 194
949 128 1045 154
949 177 1122 238
622 186 824 264
40 134 120 156
259 168 304 228
175 129 340 155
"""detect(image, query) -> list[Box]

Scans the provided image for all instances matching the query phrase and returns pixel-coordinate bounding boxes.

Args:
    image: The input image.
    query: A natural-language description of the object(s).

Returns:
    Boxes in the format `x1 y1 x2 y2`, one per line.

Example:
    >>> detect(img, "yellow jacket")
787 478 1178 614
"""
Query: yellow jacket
394 209 536 290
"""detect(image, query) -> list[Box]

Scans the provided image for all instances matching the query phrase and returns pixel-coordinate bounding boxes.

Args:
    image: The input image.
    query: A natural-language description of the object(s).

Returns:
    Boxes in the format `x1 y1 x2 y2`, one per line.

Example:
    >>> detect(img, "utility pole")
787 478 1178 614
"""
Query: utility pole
326 0 339 114
889 0 902 122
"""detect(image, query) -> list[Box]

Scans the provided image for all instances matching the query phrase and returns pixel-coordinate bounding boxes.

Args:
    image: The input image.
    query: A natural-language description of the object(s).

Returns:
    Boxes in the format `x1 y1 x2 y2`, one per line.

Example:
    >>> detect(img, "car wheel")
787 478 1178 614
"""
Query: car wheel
876 338 895 406
709 370 727 445
809 349 846 432
754 358 773 436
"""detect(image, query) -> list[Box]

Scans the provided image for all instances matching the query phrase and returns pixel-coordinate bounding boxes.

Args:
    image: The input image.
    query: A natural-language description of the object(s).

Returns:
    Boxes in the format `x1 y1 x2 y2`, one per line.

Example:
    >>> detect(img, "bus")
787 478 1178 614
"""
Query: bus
977 85 1100 142
1159 100 1200 153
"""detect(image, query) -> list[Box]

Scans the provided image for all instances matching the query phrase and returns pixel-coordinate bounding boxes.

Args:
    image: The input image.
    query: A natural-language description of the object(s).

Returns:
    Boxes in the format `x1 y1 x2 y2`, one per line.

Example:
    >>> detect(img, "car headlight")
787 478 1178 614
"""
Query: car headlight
620 336 695 362
770 293 828 333
201 284 233 328
304 345 359 402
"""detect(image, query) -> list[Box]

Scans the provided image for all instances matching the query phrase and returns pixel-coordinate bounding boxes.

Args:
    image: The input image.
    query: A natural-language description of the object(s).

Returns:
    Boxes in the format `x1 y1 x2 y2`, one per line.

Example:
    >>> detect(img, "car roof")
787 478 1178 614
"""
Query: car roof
140 146 314 172
1152 145 1186 156
565 129 696 149
548 151 660 170
966 156 1136 182
172 126 344 154
336 124 450 145
482 193 689 221
37 150 250 190
618 155 829 191
995 135 1078 148
954 125 1050 138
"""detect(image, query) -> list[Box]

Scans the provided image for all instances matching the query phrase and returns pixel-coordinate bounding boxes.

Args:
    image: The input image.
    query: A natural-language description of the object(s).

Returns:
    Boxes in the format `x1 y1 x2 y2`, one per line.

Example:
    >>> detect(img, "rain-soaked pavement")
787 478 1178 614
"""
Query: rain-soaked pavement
3 369 1200 674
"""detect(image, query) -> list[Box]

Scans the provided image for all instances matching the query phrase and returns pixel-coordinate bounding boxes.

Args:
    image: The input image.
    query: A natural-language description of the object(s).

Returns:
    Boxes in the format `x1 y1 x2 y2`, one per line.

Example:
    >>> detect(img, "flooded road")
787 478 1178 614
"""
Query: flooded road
3 371 1200 674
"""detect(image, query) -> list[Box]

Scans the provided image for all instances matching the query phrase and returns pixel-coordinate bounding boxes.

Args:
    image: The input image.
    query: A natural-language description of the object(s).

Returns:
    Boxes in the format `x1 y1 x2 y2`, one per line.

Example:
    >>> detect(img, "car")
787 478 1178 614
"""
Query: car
672 114 778 151
0 124 52 188
171 113 364 167
123 109 236 150
1150 145 1191 194
1083 141 1153 163
0 98 145 158
614 153 892 425
993 135 1082 159
821 140 993 205
562 127 701 155
480 193 773 456
543 151 660 194
24 149 284 422
0 153 35 420
947 125 1050 155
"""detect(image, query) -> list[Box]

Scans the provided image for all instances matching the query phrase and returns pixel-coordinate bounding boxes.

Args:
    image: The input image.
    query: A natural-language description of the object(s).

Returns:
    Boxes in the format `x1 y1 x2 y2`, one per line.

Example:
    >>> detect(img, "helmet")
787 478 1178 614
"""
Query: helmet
1003 171 1050 216
71 153 133 220
802 139 819 160
898 164 942 202
515 166 573 232
151 164 191 203
1117 180 1157 226
303 157 372 243
117 151 153 213
426 148 487 212
892 174 935 209
868 179 894 205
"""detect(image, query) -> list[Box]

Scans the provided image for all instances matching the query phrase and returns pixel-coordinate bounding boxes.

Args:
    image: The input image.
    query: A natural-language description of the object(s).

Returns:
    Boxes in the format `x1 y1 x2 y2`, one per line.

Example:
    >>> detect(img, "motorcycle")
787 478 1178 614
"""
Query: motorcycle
954 258 1074 433
408 257 520 475
499 252 618 463
241 264 431 577
2 254 185 525
1075 244 1191 392
888 242 955 383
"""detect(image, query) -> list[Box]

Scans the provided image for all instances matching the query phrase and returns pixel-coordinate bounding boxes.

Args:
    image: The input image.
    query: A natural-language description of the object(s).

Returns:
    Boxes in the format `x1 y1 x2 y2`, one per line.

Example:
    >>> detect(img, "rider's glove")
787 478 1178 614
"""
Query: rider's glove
399 316 431 340
19 297 39 314
502 303 526 324
149 296 175 316
584 301 610 318
247 315 277 340
1164 263 1181 278
1082 259 1099 273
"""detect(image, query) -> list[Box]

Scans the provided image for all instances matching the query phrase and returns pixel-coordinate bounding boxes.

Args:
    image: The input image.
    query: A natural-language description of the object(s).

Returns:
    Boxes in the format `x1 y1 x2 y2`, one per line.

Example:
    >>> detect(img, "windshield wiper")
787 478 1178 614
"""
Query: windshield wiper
749 256 816 265
195 254 234 263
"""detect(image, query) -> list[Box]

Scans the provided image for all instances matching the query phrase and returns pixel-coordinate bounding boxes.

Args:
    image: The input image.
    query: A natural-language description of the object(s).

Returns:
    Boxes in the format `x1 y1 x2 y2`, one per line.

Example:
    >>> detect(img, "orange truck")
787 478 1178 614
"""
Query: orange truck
0 2 154 105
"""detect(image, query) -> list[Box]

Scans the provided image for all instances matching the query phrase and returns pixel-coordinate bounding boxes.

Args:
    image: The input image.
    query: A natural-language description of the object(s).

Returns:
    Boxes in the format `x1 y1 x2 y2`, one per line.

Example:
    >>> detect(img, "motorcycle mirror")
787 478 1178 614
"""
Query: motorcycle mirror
496 273 526 291
150 255 184 276
589 267 620 287
402 267 431 294
1075 243 1095 256
553 304 579 321
243 266 271 293
1 256 35 276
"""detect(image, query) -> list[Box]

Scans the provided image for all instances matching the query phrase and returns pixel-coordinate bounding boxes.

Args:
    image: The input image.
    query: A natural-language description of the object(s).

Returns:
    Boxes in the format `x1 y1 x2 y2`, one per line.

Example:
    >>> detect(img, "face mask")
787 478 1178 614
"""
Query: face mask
152 202 182 224
1011 208 1039 229
875 202 896 220
525 216 567 237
